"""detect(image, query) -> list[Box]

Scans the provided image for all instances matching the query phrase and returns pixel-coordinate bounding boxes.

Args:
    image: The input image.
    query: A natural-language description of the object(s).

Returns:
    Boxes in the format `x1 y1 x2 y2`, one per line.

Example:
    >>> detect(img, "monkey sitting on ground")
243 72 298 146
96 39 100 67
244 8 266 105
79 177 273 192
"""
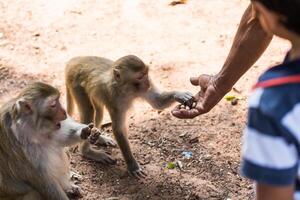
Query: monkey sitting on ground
0 82 100 200
65 55 194 178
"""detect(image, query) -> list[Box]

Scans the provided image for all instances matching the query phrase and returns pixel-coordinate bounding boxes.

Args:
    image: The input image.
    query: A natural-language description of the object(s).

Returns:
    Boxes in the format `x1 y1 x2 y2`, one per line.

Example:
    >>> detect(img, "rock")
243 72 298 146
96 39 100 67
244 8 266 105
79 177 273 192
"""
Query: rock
189 136 199 144
231 98 238 105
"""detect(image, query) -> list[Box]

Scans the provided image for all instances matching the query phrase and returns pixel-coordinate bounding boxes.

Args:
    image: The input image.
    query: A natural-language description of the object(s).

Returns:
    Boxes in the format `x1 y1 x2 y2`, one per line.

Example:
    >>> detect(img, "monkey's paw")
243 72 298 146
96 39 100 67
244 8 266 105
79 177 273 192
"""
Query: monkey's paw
80 123 94 140
70 171 83 182
93 151 117 165
174 92 194 108
95 134 117 147
128 163 147 179
66 185 82 199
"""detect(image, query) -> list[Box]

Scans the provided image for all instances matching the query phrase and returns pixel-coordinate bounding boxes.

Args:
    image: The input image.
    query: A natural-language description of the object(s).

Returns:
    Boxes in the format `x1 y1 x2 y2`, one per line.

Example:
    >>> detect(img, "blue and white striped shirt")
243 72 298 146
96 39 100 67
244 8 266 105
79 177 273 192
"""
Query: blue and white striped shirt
241 54 300 199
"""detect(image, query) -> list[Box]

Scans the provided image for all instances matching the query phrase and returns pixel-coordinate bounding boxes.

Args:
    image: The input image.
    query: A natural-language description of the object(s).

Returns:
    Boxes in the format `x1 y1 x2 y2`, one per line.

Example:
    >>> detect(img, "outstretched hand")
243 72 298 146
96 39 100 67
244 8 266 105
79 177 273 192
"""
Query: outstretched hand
172 74 228 119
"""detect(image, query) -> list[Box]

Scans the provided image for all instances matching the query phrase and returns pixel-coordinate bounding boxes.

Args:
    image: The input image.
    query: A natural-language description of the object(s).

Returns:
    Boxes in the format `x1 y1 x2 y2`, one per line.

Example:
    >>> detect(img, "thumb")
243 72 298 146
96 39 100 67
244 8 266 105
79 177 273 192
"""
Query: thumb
190 77 200 86
198 74 212 91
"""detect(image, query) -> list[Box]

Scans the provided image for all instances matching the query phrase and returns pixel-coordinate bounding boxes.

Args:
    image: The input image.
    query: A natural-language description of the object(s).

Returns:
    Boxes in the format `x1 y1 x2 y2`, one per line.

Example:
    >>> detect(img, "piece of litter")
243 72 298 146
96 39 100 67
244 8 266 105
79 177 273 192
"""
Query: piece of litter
224 95 236 101
182 151 193 159
176 160 183 169
169 0 187 6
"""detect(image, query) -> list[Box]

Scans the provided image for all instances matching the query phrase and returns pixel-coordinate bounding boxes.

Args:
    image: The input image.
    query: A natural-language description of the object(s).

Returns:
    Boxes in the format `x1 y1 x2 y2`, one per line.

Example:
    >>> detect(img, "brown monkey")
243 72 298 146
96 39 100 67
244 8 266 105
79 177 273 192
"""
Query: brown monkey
0 82 97 200
65 55 193 178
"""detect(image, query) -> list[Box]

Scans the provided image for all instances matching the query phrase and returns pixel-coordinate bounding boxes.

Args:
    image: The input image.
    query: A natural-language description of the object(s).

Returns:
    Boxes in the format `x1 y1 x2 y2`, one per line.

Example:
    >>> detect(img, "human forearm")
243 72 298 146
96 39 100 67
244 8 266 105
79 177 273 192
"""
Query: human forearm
215 4 273 93
172 4 273 119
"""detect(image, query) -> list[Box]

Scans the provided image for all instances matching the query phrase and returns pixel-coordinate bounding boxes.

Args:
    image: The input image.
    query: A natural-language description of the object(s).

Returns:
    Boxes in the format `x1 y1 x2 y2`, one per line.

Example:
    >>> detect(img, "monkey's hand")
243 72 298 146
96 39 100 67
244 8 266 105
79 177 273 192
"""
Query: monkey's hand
128 161 147 179
95 134 117 147
66 184 82 199
173 91 194 108
80 123 94 140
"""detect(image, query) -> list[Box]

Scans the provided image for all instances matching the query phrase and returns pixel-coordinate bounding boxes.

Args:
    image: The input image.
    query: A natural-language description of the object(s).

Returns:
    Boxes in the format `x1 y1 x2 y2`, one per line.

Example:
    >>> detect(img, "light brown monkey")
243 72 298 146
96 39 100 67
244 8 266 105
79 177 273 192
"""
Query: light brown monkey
0 82 97 200
65 55 193 178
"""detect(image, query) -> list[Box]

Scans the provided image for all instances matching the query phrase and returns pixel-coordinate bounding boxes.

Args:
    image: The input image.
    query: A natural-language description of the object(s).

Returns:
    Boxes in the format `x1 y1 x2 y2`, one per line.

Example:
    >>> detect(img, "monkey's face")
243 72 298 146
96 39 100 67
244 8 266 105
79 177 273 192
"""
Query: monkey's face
15 95 67 132
131 68 150 93
114 66 150 93
39 95 67 130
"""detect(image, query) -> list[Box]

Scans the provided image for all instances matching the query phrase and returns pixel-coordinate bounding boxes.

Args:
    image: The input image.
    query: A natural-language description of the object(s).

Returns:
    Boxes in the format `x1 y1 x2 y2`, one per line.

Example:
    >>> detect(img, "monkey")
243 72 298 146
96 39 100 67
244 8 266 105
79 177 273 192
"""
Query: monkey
0 82 99 200
65 55 194 178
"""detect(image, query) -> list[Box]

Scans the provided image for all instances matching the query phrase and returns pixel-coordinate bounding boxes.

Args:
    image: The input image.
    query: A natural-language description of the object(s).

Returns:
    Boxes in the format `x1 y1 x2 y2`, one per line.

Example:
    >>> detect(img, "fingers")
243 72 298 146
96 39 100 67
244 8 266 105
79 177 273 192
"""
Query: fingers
190 74 212 90
198 74 212 91
106 140 117 147
190 77 200 86
88 123 94 129
130 169 147 179
97 153 117 165
80 126 92 139
171 107 200 119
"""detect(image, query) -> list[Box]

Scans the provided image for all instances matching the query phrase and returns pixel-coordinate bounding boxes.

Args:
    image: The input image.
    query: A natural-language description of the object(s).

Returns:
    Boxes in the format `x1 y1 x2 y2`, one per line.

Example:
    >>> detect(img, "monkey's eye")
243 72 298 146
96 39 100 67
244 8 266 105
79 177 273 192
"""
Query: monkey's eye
50 101 57 108
137 75 144 80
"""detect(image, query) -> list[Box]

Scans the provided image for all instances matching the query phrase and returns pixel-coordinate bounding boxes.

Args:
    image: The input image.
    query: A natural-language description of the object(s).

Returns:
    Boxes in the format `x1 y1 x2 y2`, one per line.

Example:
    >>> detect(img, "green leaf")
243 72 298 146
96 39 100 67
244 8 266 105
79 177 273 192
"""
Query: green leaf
167 162 176 169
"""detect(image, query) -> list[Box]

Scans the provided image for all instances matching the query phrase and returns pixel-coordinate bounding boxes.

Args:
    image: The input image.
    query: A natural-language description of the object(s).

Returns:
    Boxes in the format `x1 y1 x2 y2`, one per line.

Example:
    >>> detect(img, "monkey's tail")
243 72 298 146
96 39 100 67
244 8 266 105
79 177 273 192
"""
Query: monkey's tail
66 87 74 115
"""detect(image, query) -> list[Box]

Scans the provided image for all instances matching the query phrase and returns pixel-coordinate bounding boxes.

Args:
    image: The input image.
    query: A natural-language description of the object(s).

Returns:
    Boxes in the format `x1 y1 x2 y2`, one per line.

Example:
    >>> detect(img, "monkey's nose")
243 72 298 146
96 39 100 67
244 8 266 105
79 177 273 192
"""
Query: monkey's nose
56 122 61 129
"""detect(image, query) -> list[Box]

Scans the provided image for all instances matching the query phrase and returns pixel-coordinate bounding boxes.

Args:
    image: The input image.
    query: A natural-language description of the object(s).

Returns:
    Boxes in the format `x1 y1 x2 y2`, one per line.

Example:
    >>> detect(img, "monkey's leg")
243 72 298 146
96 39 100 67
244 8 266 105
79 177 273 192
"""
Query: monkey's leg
80 141 116 165
109 109 146 178
69 86 94 124
91 98 104 128
66 86 74 116
21 191 41 200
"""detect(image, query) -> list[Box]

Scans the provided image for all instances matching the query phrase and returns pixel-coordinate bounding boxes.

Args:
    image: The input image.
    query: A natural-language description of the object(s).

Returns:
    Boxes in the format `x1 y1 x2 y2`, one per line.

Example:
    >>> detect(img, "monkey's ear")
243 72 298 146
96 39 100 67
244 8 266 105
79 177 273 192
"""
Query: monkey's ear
113 69 121 80
16 99 33 115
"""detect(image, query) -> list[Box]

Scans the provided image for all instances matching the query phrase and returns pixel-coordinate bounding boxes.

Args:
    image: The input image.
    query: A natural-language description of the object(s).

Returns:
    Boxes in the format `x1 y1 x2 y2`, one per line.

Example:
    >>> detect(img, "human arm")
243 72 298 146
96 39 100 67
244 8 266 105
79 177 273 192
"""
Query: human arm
172 3 273 118
256 183 294 200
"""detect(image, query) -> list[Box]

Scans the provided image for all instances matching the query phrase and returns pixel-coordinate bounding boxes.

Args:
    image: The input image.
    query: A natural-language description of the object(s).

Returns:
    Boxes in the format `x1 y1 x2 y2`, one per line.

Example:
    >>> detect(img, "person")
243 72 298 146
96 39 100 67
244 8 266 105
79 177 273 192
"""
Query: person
244 0 300 199
171 3 273 119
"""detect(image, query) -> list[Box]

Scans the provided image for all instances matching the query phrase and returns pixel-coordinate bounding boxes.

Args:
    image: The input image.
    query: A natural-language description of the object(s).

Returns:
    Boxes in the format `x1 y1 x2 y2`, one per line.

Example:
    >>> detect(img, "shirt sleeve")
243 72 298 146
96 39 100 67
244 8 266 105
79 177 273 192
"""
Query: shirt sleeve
241 106 299 186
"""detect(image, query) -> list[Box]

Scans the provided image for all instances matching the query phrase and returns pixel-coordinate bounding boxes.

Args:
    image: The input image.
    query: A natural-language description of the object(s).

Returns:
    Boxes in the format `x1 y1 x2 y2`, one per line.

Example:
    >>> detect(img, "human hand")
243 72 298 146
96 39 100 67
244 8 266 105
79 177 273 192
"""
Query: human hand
172 74 229 119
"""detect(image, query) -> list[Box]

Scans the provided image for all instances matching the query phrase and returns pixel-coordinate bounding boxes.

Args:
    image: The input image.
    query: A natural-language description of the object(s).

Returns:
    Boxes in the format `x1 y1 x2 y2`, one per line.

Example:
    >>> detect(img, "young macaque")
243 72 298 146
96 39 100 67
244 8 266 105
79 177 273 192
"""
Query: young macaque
65 55 194 178
0 82 98 200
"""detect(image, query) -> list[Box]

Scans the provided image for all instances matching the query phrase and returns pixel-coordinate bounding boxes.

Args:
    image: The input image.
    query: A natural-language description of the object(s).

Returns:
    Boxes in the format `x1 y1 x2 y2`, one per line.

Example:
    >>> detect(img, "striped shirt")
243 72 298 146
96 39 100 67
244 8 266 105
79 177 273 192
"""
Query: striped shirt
241 53 300 199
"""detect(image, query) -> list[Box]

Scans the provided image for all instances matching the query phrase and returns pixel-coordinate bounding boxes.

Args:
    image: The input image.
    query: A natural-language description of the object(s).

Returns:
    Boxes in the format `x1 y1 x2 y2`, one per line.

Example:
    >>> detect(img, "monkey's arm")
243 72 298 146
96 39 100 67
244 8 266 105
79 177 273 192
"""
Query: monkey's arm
53 117 90 147
143 86 193 110
29 171 69 200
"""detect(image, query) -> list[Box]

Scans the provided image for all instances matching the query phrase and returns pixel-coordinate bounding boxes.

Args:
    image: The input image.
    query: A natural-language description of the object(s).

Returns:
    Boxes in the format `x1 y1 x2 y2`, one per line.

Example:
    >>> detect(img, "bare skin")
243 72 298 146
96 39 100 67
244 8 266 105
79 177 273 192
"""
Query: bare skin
0 82 97 200
65 55 193 178
256 183 294 200
172 3 273 119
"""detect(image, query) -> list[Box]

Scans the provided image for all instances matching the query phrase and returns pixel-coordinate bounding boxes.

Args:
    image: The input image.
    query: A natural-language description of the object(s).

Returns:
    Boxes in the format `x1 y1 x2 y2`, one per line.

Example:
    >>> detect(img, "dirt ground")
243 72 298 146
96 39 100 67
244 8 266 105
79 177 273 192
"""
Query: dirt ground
0 0 290 199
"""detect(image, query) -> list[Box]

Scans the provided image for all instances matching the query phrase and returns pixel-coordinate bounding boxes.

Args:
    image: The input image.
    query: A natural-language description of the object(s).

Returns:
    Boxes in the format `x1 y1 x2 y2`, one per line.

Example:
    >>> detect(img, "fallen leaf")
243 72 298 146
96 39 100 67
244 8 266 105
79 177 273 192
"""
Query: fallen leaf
167 162 176 169
169 0 188 6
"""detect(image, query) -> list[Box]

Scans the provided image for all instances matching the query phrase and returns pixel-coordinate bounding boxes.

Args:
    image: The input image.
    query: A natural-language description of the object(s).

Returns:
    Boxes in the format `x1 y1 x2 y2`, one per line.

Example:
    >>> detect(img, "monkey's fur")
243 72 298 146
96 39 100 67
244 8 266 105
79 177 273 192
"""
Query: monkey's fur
65 55 193 177
0 82 94 200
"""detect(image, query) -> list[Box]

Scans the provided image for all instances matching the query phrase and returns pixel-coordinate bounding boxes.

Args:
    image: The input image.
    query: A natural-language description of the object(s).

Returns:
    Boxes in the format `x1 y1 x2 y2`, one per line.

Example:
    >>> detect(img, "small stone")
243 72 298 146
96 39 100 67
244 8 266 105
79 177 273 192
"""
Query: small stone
176 160 183 169
179 132 187 138
33 33 40 37
189 136 199 144
231 98 238 105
